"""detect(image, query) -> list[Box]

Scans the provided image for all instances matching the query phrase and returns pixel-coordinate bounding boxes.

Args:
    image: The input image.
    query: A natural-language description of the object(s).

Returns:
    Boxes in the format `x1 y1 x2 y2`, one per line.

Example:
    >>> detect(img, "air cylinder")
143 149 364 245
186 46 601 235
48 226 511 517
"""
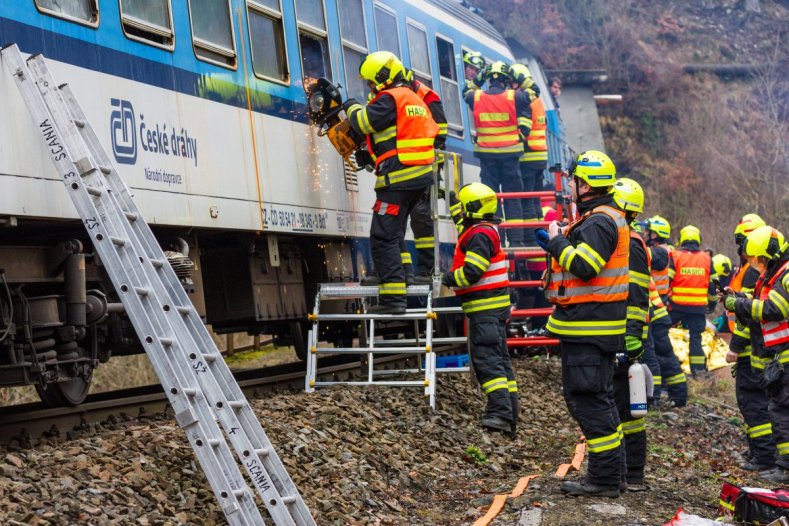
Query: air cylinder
629 362 648 417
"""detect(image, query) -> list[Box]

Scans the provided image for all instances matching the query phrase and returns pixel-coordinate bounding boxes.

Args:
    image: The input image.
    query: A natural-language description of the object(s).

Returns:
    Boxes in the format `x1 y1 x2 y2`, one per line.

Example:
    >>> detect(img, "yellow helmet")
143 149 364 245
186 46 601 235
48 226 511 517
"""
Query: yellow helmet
510 63 534 90
744 226 788 260
712 254 733 277
630 220 644 233
679 225 702 246
463 50 485 70
611 177 644 214
486 61 512 83
646 215 671 239
734 213 766 246
570 150 616 187
359 51 405 93
458 182 497 220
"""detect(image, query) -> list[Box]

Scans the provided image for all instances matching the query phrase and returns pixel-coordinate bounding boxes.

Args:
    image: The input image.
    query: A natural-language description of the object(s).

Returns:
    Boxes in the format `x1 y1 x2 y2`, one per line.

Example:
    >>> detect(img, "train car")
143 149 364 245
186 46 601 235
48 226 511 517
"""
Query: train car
0 0 565 406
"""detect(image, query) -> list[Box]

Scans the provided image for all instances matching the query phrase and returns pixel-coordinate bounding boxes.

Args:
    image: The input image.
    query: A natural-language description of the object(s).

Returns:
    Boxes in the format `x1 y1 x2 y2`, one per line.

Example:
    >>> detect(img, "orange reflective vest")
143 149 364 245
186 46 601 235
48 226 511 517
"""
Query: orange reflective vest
755 260 789 349
670 250 711 307
451 223 510 296
545 205 630 306
473 90 523 154
366 86 438 169
649 279 669 321
650 245 671 297
520 96 547 163
727 263 750 334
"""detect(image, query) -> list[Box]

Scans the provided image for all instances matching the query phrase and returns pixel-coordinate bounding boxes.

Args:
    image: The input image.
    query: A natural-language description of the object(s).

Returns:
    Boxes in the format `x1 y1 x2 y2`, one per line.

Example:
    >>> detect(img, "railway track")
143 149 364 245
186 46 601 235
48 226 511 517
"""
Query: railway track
0 353 420 444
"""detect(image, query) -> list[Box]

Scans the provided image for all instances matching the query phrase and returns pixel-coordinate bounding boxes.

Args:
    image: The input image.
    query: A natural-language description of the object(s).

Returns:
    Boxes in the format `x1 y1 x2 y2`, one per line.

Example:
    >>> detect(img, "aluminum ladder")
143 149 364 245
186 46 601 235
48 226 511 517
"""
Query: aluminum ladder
1 44 315 526
304 284 468 408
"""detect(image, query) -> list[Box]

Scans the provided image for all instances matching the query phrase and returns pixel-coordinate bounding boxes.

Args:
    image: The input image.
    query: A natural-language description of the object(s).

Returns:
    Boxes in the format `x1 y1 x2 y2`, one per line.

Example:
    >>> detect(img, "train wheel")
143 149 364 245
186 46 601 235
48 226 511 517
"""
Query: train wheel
291 322 308 362
35 377 92 407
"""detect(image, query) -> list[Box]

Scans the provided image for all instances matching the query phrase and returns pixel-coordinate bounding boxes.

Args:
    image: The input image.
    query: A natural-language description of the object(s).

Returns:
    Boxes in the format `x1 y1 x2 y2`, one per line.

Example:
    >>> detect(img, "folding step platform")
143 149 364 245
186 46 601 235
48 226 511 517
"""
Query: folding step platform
1 44 315 526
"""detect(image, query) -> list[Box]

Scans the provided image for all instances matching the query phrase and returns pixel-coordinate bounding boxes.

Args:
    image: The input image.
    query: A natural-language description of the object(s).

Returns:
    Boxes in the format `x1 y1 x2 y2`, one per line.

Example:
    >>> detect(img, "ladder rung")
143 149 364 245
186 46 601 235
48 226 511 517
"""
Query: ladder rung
86 186 102 196
255 448 270 457
233 489 246 499
134 287 150 296
228 401 245 410
150 259 164 268
124 211 138 221
176 305 191 314
99 165 111 175
159 337 173 347
315 346 428 354
73 118 85 128
183 388 197 397
203 353 217 362
316 312 429 321
282 496 297 505
111 237 126 246
208 438 221 447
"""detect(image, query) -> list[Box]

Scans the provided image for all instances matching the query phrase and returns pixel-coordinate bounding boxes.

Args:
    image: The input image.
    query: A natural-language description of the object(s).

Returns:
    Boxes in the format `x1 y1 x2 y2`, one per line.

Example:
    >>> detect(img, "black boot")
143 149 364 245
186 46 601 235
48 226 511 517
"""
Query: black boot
560 477 620 498
740 459 775 472
761 467 789 483
479 415 512 434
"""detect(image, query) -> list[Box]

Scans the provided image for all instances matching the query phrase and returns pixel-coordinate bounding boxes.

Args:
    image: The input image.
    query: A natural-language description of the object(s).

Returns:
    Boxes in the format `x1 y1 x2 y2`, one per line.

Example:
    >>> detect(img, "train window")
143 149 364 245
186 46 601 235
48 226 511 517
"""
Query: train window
338 0 368 101
406 21 431 88
120 0 174 48
247 0 289 83
296 0 331 81
374 4 399 55
436 36 463 136
35 0 98 26
188 0 237 68
461 46 477 136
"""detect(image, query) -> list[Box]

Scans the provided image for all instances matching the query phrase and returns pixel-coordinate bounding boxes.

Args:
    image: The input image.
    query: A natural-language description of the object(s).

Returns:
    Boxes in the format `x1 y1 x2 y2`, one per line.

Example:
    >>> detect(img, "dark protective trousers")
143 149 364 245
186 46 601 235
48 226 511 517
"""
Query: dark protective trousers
561 341 623 486
641 333 662 401
670 309 707 373
651 316 688 405
518 162 546 245
407 187 434 278
736 357 775 467
613 363 646 482
469 314 518 425
766 358 789 470
371 187 426 308
478 155 523 246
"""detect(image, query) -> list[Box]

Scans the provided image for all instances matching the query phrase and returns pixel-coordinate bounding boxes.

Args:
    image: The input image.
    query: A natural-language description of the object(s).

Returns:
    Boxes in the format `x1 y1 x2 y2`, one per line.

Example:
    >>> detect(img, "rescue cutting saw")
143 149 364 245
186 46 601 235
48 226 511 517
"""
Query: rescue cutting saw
305 77 365 168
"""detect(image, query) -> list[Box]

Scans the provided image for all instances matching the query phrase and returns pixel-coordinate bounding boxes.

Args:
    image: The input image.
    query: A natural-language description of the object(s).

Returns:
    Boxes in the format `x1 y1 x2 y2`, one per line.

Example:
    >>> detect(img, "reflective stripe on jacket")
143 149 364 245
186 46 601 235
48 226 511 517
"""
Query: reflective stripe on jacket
520 96 547 162
670 249 711 306
365 86 438 171
473 90 523 154
650 245 671 297
545 205 630 306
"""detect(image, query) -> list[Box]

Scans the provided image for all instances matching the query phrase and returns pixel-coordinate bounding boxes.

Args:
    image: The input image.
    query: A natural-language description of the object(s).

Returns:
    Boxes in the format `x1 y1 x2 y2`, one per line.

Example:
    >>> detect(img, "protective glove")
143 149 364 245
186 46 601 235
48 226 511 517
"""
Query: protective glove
731 361 738 378
723 294 737 311
473 66 489 88
342 98 360 112
353 149 373 172
625 335 644 362
535 228 550 252
441 271 453 287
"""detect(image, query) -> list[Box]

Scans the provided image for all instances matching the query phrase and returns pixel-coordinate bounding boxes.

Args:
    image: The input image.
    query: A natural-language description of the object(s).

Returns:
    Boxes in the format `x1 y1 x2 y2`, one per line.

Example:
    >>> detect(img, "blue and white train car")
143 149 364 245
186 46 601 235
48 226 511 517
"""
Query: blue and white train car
0 0 561 405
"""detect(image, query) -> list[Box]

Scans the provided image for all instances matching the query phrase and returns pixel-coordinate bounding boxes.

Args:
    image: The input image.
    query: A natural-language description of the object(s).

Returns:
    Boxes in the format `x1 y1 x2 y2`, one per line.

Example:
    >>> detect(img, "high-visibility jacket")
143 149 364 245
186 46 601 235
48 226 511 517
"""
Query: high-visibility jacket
520 96 547 163
669 250 711 307
414 82 447 149
472 90 523 155
545 205 630 306
728 263 754 338
754 260 789 351
649 279 669 321
450 222 510 314
628 230 651 341
365 86 438 170
650 244 671 297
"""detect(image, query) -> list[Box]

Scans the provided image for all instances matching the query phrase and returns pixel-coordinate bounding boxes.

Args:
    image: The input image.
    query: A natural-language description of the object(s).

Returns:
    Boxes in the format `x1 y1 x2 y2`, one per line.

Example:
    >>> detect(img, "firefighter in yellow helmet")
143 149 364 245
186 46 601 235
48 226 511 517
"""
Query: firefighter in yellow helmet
644 215 687 406
343 51 439 313
542 151 628 497
724 213 775 473
464 61 531 248
713 254 734 288
723 226 789 483
668 225 716 373
462 50 487 89
610 177 654 490
442 183 518 435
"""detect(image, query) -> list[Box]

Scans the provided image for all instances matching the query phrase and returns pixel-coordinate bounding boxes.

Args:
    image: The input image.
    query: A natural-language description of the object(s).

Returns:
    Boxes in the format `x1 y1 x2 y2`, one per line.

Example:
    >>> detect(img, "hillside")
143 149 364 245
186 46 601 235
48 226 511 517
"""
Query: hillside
471 0 788 254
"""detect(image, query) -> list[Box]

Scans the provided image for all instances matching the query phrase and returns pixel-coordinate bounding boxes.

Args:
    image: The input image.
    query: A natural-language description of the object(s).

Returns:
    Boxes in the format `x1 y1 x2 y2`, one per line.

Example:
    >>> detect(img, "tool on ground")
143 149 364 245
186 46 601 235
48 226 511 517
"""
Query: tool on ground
1 44 315 526
305 77 364 165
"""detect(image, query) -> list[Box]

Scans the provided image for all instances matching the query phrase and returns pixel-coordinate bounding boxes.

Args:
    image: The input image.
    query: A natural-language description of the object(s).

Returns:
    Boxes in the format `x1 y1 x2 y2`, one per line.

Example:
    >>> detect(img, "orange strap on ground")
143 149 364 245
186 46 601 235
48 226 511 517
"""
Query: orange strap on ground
472 475 538 526
555 442 586 478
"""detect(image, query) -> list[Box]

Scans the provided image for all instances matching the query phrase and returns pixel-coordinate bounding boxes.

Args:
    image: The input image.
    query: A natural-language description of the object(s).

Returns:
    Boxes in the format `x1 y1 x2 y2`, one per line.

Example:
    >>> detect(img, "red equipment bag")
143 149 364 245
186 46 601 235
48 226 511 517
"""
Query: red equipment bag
719 482 789 524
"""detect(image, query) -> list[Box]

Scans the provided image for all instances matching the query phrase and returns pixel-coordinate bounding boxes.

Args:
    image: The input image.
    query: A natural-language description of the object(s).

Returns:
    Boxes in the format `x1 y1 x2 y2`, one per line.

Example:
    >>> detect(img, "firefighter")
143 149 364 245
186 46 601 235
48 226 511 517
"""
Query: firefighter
441 183 518 435
462 50 486 88
543 150 628 497
669 225 717 374
724 214 775 472
724 226 789 483
645 216 687 405
713 254 734 289
344 51 438 313
464 62 531 248
611 178 650 491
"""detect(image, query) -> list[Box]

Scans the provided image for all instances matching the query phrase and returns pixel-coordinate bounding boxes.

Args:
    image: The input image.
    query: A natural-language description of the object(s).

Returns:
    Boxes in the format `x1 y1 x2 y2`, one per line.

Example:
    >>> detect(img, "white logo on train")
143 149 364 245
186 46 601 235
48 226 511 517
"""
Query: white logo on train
110 98 199 169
